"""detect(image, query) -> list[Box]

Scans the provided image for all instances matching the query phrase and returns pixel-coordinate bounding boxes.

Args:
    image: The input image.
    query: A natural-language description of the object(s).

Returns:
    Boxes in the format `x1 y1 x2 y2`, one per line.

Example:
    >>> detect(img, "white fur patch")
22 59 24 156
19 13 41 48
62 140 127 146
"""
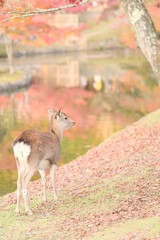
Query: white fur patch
23 189 28 197
13 142 31 164
17 190 20 197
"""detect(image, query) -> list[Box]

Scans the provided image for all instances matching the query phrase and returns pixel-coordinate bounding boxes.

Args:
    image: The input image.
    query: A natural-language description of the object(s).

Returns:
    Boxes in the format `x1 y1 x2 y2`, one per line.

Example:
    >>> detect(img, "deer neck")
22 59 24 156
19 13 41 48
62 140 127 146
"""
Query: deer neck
51 118 63 144
52 127 63 144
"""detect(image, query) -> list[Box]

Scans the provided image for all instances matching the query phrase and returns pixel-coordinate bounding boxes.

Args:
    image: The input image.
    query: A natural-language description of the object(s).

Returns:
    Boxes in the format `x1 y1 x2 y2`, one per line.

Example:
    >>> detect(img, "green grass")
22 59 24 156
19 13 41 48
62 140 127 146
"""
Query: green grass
0 206 54 240
61 131 102 164
0 170 159 239
90 217 160 240
136 108 160 126
0 169 152 239
0 70 25 84
86 53 147 69
82 21 116 43
0 170 17 196
0 43 7 56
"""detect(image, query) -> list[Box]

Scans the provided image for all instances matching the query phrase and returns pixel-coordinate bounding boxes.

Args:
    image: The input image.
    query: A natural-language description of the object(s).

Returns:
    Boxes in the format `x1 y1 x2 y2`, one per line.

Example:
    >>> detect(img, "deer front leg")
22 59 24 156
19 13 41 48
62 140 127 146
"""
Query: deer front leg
39 170 47 201
50 164 58 201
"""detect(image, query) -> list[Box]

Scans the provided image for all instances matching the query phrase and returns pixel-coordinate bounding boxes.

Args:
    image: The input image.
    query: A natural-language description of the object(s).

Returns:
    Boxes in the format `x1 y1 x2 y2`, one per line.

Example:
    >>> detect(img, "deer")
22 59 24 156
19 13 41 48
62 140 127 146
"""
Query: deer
13 109 75 215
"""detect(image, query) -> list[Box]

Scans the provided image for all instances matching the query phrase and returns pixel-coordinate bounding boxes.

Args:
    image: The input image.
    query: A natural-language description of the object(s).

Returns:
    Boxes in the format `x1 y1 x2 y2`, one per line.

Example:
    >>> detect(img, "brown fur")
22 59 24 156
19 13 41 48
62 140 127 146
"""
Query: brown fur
13 109 75 215
13 129 60 166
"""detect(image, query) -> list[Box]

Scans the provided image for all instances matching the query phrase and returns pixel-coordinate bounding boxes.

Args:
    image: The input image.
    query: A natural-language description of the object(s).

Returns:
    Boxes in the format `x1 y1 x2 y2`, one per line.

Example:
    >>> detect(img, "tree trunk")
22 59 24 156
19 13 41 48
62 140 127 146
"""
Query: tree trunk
3 34 14 74
121 0 160 84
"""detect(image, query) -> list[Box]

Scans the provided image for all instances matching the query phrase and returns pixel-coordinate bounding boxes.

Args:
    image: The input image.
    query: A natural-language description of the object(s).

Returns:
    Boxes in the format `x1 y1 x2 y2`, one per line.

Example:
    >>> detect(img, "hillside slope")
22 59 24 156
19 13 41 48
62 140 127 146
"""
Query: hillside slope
1 109 160 239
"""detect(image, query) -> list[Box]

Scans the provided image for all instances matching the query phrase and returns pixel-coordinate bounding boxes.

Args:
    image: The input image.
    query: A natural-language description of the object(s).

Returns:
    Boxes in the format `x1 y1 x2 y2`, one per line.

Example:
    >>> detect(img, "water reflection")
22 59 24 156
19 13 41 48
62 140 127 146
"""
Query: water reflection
35 59 120 94
0 53 160 195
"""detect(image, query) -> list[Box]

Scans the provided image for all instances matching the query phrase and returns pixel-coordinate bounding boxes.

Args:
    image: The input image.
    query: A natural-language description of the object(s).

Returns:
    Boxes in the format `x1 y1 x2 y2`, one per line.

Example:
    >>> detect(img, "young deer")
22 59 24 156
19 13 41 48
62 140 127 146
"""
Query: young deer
13 109 75 215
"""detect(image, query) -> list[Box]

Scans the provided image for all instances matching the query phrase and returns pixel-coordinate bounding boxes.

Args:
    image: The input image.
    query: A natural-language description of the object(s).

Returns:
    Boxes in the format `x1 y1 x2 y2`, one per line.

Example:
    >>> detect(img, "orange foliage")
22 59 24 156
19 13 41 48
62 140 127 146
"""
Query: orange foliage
119 70 140 86
0 1 88 48
121 28 137 49
112 0 160 49
147 5 160 30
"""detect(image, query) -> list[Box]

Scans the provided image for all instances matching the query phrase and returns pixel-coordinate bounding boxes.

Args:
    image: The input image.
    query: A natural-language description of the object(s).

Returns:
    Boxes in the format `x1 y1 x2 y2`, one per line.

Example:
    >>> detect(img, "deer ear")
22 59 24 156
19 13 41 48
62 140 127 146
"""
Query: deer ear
48 109 54 117
55 109 62 119
48 109 56 119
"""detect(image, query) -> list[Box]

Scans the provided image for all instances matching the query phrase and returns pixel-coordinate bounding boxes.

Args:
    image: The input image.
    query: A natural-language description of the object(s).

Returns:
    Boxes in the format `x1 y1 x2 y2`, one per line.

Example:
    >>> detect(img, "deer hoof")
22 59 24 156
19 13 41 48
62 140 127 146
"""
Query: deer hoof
26 210 33 216
15 212 20 216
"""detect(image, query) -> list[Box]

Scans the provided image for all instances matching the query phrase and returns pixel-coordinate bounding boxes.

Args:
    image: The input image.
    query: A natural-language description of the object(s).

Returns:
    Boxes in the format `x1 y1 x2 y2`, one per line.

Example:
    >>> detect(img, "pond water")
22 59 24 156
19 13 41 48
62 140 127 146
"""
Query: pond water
0 51 160 196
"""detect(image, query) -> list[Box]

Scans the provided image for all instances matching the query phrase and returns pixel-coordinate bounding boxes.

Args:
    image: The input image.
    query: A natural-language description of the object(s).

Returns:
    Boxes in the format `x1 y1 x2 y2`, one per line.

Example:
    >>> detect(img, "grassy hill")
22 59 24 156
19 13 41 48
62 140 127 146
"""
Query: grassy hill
1 109 160 239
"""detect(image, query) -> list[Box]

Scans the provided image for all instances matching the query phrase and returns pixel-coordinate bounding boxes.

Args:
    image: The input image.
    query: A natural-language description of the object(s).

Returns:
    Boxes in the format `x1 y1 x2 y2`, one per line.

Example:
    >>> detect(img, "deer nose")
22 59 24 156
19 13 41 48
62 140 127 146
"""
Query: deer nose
72 121 75 126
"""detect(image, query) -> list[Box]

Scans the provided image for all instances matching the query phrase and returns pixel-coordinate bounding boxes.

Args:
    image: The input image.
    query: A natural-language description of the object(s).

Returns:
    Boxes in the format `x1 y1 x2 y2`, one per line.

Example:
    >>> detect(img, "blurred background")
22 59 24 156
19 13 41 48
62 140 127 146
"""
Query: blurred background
0 0 160 195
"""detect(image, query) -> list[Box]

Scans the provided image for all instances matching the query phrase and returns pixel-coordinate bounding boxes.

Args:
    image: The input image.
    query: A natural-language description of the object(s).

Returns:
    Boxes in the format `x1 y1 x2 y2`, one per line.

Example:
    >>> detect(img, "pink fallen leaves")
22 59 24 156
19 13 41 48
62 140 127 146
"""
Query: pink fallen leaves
1 118 160 238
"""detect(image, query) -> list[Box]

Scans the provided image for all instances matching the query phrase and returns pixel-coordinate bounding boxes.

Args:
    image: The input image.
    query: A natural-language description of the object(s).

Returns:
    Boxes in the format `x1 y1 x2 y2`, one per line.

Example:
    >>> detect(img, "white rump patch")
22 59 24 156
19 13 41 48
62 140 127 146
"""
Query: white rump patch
13 142 31 165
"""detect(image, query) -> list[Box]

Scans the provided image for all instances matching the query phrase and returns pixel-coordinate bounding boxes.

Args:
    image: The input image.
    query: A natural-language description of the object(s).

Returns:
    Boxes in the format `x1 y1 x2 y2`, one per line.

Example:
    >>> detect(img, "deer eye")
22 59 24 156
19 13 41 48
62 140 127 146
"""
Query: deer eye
65 117 67 120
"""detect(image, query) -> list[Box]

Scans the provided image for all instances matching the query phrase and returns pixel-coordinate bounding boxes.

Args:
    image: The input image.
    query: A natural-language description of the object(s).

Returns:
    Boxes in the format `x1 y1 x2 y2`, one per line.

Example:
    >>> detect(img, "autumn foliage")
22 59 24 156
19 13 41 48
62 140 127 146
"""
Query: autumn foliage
101 0 160 49
0 0 88 48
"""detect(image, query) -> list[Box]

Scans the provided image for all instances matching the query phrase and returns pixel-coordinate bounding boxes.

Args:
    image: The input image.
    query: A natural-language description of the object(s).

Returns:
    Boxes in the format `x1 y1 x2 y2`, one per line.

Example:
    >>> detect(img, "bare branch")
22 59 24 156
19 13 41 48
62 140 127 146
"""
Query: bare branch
0 0 90 23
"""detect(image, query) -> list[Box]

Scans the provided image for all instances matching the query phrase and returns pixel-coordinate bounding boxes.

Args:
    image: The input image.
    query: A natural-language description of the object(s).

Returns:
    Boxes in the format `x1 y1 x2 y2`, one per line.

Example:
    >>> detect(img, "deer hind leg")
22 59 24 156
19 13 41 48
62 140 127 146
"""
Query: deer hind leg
15 157 26 214
50 164 58 201
22 166 36 215
13 142 31 214
38 170 47 201
15 162 23 214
